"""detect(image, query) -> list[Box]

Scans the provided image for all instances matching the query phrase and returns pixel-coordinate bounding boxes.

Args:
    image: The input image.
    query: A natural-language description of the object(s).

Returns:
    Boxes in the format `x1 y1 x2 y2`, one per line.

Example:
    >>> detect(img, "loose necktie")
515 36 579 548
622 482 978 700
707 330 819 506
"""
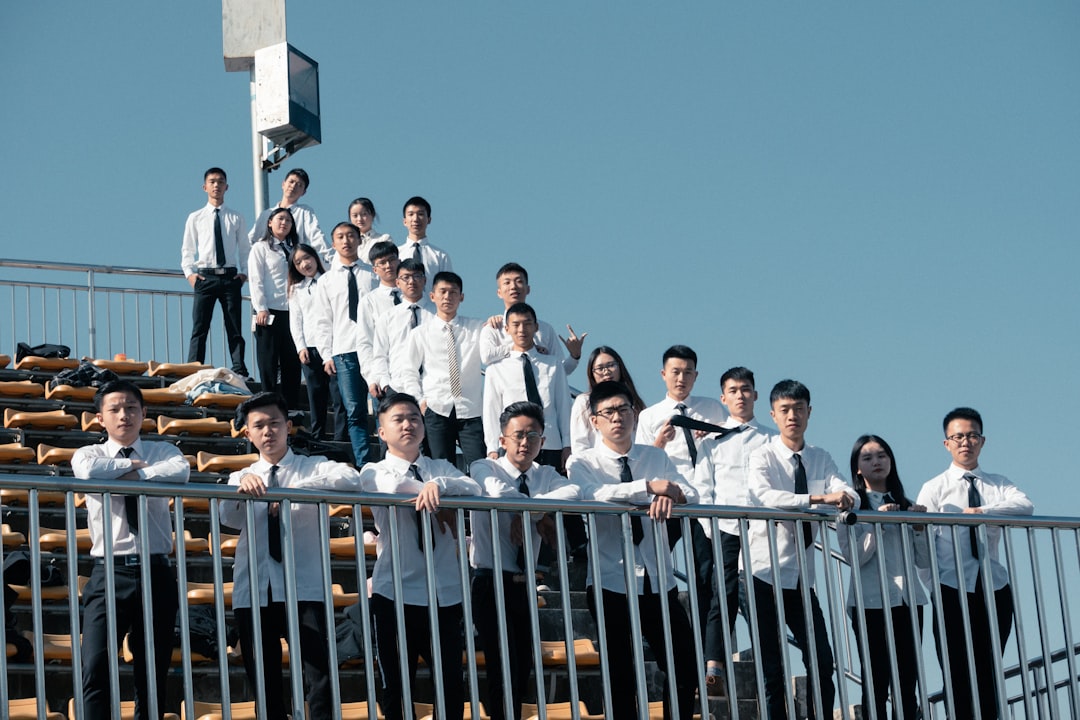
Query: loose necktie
675 403 698 467
445 324 462 397
793 453 814 548
515 472 530 571
410 243 424 274
963 473 981 558
410 464 427 550
392 288 402 305
409 304 420 329
521 353 542 407
668 414 746 439
213 208 226 267
346 266 359 322
118 446 139 534
267 465 282 562
618 456 644 545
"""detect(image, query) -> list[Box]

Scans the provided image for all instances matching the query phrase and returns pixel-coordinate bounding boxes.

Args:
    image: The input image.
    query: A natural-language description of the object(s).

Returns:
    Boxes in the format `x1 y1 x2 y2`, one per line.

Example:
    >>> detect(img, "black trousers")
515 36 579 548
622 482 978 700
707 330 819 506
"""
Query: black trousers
81 564 178 720
703 530 742 663
752 577 836 720
850 604 924 720
933 580 1013 720
187 272 248 374
234 598 332 720
587 586 696 720
300 347 344 439
424 408 486 468
471 574 535 720
254 309 301 408
370 594 464 720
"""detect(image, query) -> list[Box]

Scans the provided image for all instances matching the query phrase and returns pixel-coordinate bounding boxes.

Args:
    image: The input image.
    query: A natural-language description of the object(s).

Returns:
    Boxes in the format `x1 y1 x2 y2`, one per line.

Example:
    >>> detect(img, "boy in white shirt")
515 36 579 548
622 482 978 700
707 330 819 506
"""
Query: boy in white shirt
397 196 452 292
368 259 433 400
248 168 333 263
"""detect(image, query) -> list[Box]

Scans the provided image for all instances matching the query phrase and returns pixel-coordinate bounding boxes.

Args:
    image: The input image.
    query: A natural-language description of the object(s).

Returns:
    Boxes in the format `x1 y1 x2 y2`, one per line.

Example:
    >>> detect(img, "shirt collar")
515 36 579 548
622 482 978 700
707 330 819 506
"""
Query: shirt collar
946 463 981 481
497 455 535 478
105 437 145 456
595 441 638 461
382 451 420 476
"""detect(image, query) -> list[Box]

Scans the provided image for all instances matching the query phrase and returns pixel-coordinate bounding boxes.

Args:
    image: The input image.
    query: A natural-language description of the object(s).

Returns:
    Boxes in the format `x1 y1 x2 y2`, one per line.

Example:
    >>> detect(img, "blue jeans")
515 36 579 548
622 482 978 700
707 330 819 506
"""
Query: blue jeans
333 352 370 464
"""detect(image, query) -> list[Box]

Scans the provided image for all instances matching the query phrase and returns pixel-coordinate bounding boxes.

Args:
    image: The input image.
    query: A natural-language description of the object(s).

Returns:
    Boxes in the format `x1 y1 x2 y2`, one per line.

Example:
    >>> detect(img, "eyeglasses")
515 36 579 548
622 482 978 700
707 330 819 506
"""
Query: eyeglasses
503 431 542 444
373 258 398 268
397 274 424 284
946 432 983 445
592 362 619 374
593 404 633 420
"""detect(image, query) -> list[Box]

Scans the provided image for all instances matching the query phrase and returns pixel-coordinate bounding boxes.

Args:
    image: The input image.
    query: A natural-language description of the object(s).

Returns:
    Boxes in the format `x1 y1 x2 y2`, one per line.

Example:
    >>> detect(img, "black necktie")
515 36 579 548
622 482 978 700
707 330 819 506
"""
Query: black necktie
618 457 644 545
668 414 746 439
963 473 981 558
409 304 420 329
793 453 813 548
411 243 424 274
267 465 282 562
118 446 139 534
674 403 698 467
392 288 402 305
515 472 530 571
346 266 359 322
410 464 426 551
521 353 542 406
213 208 226 267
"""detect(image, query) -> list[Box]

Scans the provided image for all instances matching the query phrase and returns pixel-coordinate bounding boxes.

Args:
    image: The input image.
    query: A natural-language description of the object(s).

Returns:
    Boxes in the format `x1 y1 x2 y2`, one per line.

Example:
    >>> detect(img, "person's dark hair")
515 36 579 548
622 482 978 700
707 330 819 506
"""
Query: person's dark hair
368 241 399 265
397 258 426 277
204 167 227 182
286 244 326 297
849 434 911 511
496 262 529 283
589 381 633 415
261 207 299 246
720 366 755 390
770 379 810 406
331 221 362 238
499 401 544 432
662 344 697 366
378 392 421 417
285 168 310 189
432 271 463 292
94 380 144 413
505 302 537 324
943 407 983 435
237 392 289 427
586 346 645 413
348 197 377 222
402 196 431 217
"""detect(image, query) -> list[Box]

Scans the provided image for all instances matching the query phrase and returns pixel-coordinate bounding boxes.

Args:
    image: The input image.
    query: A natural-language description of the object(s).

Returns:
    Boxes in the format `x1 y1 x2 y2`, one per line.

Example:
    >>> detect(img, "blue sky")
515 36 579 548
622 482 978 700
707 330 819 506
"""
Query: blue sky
3 2 1079 516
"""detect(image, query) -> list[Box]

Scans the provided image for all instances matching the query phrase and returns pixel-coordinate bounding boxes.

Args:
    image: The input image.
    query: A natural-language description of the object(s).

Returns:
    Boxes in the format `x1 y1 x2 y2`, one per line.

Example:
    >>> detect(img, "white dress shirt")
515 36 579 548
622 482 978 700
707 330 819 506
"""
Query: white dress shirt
691 418 775 537
568 443 698 595
250 204 333 264
916 464 1033 592
219 450 361 608
745 436 857 589
312 257 378 361
181 203 249 276
359 453 481 606
569 392 600 455
248 240 291 312
482 349 572 454
371 298 435 389
397 238 452 292
72 438 190 557
636 395 728 483
358 230 393 265
397 314 486 419
355 284 402 375
288 274 322 351
836 490 931 609
468 456 580 572
479 319 579 376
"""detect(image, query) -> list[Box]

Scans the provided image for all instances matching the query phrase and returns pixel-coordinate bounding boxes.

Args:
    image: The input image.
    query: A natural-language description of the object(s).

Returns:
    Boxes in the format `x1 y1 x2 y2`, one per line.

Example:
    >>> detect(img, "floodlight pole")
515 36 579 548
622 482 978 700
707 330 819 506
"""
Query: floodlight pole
250 69 270 218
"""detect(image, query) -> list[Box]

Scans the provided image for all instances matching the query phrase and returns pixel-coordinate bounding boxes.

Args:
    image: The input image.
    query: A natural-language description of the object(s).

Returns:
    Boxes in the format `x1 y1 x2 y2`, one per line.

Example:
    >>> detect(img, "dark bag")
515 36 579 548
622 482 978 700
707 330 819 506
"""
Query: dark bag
16 342 71 362
49 361 119 391
174 605 225 658
335 602 366 663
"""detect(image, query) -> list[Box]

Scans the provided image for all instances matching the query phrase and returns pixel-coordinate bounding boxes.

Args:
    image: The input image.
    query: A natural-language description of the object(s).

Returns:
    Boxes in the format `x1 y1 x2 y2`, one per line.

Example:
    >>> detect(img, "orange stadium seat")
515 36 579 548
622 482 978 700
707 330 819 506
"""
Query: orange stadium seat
122 633 213 665
36 443 76 465
186 581 234 606
13 356 79 373
0 443 36 463
38 527 91 552
2 524 27 548
44 384 98 402
192 392 249 409
0 380 45 398
0 487 71 505
540 638 601 667
140 388 189 406
147 361 211 378
10 575 89 602
196 451 258 473
0 354 10 368
4 408 78 430
181 701 259 720
68 698 178 720
91 358 150 375
157 415 231 437
521 702 603 720
9 697 66 720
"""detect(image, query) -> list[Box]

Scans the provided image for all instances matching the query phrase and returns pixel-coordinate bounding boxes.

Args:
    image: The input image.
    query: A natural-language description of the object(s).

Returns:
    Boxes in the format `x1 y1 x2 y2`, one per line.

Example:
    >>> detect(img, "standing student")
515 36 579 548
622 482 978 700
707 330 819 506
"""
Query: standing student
369 259 434 400
313 222 378 464
469 401 580 720
348 197 393 264
249 207 302 407
397 196 452 292
249 168 332 263
567 381 699 720
746 379 857 720
72 380 190 720
837 434 929 720
355 241 402 395
570 346 646 455
359 393 481 720
397 271 487 466
482 302 572 471
690 366 774 694
180 167 250 376
220 393 361 720
917 407 1033 720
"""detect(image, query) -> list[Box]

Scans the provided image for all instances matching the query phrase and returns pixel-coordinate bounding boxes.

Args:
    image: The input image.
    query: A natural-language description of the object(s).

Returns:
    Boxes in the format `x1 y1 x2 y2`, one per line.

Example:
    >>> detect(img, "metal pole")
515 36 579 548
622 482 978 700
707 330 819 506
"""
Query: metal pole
250 69 268 220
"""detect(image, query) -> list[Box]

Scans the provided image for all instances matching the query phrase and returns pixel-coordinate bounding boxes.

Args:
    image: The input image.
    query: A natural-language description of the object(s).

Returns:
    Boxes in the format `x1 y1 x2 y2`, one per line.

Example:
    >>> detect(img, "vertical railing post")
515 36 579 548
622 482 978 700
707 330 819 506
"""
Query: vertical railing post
86 267 97 358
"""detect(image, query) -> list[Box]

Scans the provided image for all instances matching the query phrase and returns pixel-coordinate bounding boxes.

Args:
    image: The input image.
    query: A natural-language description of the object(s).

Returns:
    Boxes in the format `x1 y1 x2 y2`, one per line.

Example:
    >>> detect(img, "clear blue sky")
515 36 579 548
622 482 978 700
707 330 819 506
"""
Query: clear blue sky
3 2 1078 515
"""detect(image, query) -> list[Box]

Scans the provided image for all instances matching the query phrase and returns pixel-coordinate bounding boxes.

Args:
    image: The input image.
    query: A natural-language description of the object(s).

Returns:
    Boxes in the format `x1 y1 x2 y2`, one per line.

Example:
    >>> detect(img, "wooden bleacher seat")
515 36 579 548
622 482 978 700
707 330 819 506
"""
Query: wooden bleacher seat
44 384 98 402
122 633 213 665
37 443 76 465
13 356 79 373
196 451 259 473
9 697 66 720
2 524 27 548
329 535 378 559
1 487 70 505
187 581 234 606
540 638 601 667
181 701 259 720
11 575 89 602
38 632 77 662
147 361 211 378
331 583 359 608
192 392 249 409
4 408 78 430
0 442 36 463
141 388 189 406
215 532 239 557
80 411 155 433
175 530 210 555
0 353 10 368
39 527 92 552
68 698 178 720
171 494 211 512
157 415 231 437
329 503 373 519
91 358 149 375
521 702 602 720
0 380 45 398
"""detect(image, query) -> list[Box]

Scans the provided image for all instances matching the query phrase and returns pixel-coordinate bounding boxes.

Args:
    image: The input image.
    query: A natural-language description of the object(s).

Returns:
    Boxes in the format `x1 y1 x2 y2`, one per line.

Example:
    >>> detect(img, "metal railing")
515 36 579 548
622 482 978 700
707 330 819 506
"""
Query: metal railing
2 473 1078 719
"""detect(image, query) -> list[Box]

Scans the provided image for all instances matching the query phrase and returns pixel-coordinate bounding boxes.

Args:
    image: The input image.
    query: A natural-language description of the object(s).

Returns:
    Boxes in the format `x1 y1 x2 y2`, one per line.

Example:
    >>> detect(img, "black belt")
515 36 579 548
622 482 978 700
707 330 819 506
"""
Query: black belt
474 568 530 583
196 266 237 276
94 554 170 567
